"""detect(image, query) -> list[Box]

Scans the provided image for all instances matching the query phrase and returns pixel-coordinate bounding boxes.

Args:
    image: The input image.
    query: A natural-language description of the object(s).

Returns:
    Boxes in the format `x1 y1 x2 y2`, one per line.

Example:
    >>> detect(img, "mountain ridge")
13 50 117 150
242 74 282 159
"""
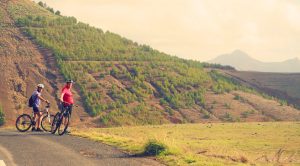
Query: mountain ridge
209 50 300 73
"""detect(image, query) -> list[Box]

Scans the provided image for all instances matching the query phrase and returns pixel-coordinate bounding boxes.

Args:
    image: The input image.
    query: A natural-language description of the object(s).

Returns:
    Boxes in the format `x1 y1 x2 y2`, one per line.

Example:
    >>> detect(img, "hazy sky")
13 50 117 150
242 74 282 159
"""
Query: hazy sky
34 0 300 62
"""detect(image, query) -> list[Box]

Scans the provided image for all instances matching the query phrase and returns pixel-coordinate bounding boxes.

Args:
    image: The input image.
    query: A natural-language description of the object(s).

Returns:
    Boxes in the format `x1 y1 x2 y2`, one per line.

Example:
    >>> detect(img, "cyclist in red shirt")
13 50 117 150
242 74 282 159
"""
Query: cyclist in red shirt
60 80 74 133
61 80 74 107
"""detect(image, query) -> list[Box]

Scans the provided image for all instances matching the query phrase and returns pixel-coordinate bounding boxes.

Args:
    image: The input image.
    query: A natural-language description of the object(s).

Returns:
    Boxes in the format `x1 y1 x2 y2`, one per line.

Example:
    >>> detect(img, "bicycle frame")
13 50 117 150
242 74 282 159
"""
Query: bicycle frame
31 103 50 125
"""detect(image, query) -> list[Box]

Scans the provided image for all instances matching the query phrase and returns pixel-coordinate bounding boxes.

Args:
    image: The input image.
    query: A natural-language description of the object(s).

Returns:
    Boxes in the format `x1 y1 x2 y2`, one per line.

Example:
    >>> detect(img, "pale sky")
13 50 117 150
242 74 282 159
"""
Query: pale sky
34 0 300 62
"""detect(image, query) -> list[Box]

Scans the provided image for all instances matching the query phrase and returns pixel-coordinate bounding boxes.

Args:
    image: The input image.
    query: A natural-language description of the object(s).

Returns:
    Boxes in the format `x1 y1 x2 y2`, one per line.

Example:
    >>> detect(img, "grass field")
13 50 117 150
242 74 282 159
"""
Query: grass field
73 122 300 166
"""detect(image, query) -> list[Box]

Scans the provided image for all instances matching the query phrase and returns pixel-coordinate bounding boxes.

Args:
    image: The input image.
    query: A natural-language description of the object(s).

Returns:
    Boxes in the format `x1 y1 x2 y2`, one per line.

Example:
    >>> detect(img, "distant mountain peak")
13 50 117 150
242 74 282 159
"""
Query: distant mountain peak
232 49 248 56
208 50 300 73
289 57 299 61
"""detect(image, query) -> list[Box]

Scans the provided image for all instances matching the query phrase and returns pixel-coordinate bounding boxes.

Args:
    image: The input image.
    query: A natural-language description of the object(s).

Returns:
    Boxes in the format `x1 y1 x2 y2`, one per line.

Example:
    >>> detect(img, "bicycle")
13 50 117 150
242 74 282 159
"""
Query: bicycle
51 102 76 136
15 103 55 132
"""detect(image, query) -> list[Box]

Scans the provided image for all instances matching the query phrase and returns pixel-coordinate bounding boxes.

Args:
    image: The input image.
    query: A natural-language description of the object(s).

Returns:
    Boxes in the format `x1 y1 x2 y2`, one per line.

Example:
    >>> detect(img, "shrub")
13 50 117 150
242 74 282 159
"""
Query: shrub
91 83 99 89
46 7 54 13
234 94 241 100
55 11 61 16
143 140 167 156
241 111 250 118
279 99 287 106
166 107 174 116
223 112 235 122
99 73 105 79
241 110 255 118
224 103 231 109
203 113 210 119
38 1 45 8
0 105 5 126
159 98 168 105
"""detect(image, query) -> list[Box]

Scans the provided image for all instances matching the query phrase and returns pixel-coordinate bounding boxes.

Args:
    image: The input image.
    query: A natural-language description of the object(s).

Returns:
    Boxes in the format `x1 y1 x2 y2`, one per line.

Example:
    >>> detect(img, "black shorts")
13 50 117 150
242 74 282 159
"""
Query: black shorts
61 104 73 117
33 106 41 113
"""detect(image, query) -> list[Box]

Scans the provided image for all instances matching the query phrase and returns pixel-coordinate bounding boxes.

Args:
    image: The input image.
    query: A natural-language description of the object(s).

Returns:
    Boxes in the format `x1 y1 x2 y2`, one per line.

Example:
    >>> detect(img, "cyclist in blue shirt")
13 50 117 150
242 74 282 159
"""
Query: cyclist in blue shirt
32 84 49 132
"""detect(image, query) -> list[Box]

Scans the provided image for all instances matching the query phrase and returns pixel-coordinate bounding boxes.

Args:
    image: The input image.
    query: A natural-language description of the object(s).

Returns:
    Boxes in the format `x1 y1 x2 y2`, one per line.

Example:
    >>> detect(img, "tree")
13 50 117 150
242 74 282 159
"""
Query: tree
55 10 61 16
38 1 45 8
47 7 55 13
0 105 5 126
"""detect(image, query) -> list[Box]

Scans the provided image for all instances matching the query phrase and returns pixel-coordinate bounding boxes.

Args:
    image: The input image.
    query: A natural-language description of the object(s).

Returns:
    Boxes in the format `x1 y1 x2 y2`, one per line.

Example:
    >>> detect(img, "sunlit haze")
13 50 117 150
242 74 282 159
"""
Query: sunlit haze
34 0 300 62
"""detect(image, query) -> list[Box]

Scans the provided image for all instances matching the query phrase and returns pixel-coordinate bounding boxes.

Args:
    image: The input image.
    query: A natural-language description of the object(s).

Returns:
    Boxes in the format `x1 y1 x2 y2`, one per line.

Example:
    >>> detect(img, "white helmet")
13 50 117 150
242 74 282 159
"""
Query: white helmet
37 84 45 89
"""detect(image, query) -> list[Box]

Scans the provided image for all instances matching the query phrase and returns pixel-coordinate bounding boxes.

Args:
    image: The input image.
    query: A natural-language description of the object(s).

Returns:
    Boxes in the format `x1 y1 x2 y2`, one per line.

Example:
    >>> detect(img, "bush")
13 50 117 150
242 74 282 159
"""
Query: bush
279 100 287 106
241 110 255 118
38 1 45 8
224 103 231 109
234 94 241 100
0 105 5 126
91 83 99 89
55 11 61 16
203 113 210 119
143 140 167 156
223 112 235 122
241 111 250 118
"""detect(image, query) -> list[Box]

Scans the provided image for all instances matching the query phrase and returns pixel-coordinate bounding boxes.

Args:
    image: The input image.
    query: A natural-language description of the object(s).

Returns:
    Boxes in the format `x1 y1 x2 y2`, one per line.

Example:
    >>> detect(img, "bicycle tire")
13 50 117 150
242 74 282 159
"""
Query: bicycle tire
16 114 32 132
41 114 55 132
58 113 69 136
51 112 61 134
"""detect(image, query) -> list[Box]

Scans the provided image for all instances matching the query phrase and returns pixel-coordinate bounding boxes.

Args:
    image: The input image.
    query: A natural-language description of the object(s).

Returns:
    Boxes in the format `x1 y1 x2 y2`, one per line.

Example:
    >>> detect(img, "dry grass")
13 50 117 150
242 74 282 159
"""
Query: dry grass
73 122 300 166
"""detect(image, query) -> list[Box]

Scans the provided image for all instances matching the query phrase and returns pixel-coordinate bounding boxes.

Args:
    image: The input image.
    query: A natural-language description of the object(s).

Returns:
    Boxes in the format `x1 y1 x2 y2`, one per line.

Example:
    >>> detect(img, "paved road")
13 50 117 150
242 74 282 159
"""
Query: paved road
0 129 163 166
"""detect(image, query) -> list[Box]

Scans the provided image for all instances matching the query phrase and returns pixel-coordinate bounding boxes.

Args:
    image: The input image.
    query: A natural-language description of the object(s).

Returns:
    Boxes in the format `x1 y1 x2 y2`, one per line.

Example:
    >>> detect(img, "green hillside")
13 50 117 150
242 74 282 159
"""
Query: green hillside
5 0 300 126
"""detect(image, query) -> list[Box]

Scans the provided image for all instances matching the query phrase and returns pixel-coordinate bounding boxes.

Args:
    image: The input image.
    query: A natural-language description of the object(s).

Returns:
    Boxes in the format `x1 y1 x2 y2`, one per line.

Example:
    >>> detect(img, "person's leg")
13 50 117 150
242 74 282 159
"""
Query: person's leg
37 111 42 129
63 107 69 126
33 106 43 132
32 112 37 131
32 106 39 130
65 105 72 133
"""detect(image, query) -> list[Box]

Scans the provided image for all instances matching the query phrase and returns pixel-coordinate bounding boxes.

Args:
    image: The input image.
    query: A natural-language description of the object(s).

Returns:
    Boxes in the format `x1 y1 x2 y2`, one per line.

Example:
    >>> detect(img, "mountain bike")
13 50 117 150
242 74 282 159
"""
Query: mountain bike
15 103 55 132
51 102 76 136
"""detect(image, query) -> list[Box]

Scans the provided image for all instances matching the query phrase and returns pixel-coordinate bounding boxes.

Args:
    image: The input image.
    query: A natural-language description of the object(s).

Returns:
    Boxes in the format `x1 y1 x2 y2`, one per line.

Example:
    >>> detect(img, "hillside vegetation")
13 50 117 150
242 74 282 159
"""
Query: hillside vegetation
3 0 300 126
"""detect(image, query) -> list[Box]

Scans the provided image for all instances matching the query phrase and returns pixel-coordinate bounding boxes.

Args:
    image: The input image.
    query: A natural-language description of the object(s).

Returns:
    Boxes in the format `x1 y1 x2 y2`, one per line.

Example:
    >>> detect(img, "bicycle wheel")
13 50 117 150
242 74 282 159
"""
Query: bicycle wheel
16 114 32 132
51 112 61 134
41 114 55 132
58 113 69 136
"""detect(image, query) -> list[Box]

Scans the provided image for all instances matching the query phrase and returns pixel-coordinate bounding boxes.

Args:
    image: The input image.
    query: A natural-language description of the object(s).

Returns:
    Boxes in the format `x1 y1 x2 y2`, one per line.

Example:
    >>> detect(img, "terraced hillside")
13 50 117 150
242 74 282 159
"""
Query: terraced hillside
0 0 89 125
1 0 300 126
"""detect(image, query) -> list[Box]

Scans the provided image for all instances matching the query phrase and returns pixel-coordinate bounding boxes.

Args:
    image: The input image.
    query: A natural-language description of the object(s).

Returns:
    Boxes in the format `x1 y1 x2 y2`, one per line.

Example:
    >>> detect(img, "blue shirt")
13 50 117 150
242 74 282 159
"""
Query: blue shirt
32 91 41 107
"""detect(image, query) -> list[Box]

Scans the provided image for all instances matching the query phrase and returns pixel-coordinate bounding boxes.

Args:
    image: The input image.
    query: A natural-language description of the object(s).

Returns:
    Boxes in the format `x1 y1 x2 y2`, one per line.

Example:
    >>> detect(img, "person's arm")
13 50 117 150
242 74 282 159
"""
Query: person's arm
37 94 49 104
60 92 65 102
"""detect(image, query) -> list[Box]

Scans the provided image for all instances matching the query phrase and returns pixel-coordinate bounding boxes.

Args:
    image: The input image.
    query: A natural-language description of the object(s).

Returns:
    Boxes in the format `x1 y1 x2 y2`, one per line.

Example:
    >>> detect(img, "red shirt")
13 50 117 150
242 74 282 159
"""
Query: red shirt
62 86 74 105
